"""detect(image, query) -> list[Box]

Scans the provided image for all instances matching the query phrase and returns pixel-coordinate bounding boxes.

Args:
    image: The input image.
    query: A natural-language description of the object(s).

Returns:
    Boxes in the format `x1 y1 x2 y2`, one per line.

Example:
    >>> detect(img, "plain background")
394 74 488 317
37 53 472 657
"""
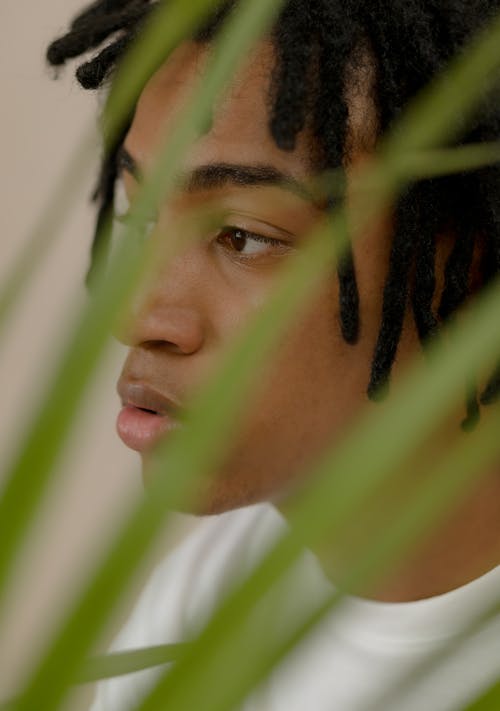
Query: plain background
0 2 198 707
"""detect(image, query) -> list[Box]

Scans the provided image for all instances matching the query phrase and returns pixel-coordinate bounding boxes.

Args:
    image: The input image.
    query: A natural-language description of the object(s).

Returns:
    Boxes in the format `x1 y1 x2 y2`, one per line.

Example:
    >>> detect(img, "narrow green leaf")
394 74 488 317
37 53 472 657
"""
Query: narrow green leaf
0 0 224 343
0 0 283 624
0 645 185 709
461 679 500 711
8 8 500 711
6 1 288 709
382 11 500 156
0 129 95 341
76 644 184 684
102 0 224 146
398 142 500 179
311 141 500 207
133 383 500 711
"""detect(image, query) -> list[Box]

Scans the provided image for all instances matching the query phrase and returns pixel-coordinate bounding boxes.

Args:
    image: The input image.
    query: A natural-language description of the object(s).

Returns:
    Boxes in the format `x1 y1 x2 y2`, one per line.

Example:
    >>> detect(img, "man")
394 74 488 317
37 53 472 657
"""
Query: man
47 1 500 709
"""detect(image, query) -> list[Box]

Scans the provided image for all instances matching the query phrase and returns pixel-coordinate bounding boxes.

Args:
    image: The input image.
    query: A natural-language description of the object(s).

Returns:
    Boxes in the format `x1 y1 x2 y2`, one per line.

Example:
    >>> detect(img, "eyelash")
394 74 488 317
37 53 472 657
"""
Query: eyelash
113 209 289 262
113 175 291 260
215 226 289 260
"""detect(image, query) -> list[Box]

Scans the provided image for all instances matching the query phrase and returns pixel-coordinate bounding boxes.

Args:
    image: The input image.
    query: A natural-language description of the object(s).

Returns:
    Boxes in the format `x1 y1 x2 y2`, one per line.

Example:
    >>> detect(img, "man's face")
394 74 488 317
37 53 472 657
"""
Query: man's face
115 39 420 514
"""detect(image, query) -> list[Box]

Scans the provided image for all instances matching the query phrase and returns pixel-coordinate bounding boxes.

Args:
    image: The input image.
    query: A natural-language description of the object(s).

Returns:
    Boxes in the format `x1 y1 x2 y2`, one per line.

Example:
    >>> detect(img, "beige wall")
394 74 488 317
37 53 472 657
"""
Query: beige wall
0 2 183 707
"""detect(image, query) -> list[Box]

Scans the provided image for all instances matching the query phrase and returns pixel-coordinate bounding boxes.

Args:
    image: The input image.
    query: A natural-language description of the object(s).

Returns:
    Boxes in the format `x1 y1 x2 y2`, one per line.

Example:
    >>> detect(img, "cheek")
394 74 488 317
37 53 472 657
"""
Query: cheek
260 280 373 433
218 280 374 493
203 257 308 353
161 270 391 514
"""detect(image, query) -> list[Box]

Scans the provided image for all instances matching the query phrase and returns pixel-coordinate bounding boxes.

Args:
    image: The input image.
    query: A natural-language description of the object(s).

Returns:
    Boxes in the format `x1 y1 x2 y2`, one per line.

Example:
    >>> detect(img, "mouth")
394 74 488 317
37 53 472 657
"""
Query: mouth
116 382 184 453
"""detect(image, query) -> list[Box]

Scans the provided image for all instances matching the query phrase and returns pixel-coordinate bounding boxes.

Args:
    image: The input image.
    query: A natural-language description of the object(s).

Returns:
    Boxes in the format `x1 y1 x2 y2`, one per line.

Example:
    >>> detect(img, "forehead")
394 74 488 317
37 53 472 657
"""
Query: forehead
125 39 320 178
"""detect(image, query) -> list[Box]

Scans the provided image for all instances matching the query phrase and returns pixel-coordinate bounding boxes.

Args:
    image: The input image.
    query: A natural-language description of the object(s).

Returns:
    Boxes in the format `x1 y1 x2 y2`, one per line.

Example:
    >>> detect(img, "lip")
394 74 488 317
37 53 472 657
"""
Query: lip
116 381 184 453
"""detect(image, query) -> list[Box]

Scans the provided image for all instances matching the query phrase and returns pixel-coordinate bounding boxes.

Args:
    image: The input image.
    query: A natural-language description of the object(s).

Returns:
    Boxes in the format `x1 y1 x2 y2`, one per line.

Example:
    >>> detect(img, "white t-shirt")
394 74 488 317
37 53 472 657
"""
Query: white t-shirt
90 503 500 711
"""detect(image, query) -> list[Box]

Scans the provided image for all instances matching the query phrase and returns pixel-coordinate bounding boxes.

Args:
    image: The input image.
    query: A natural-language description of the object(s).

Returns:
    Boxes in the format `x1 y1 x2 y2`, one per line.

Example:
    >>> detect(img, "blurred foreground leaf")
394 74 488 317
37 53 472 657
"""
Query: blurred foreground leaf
0 129 96 341
3 0 287 708
0 0 283 623
76 643 184 684
102 0 224 145
2 5 500 711
463 679 500 711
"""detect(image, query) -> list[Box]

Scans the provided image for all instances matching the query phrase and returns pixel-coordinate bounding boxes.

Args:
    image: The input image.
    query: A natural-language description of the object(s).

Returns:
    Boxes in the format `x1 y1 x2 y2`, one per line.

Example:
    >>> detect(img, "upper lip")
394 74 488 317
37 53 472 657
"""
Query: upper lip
117 380 183 418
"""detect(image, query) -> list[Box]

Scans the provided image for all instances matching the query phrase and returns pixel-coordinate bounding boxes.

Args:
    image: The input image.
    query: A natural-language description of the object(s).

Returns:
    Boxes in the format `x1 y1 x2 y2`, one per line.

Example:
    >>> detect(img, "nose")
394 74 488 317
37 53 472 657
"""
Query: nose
116 242 207 355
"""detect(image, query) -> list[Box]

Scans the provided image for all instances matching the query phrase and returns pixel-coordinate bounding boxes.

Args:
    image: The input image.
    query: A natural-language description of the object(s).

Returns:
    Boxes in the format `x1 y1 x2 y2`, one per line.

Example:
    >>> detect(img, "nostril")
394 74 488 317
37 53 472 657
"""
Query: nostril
142 340 186 355
117 301 206 354
146 340 168 349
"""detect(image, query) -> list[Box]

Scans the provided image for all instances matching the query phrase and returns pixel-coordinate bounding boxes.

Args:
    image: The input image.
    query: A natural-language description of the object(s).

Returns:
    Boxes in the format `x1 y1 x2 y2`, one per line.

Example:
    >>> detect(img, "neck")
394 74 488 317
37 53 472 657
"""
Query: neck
371 471 500 602
279 461 500 603
368 467 500 602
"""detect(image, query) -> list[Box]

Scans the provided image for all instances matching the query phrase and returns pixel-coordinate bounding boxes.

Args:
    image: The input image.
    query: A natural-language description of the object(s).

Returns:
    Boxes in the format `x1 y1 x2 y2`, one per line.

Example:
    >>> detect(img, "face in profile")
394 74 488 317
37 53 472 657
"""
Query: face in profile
114 39 424 515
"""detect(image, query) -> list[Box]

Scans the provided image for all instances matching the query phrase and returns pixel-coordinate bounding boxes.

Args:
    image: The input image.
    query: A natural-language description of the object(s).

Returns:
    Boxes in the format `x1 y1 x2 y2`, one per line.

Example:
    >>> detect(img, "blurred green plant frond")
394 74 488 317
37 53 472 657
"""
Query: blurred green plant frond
1 2 500 711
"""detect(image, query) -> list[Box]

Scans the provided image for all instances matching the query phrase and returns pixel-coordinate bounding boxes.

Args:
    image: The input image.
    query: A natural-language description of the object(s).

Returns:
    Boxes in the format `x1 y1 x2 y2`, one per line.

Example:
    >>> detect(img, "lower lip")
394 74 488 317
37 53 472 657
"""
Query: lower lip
116 405 183 453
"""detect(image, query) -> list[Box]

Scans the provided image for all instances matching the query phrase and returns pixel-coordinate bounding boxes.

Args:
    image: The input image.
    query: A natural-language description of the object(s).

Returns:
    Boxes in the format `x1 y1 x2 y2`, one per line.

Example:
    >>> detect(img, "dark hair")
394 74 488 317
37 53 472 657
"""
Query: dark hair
47 0 500 427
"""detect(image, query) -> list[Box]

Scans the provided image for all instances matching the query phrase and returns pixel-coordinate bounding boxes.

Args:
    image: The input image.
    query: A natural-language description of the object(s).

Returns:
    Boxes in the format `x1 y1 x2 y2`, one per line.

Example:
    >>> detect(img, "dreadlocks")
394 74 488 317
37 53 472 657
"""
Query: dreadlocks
47 0 500 426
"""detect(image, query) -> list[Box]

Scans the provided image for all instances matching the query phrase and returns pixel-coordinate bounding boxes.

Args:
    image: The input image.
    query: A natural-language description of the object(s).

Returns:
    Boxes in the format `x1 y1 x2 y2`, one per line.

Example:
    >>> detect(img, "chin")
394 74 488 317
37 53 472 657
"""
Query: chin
140 458 271 516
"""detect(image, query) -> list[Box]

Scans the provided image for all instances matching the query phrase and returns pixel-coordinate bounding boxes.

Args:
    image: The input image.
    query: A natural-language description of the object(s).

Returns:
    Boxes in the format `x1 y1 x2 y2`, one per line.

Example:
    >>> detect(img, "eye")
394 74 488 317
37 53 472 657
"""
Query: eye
215 226 289 259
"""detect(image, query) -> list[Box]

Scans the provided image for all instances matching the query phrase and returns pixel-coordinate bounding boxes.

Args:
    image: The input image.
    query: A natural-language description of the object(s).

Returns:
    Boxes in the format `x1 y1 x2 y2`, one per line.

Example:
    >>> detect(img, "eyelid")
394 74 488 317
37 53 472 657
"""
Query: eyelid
218 225 286 244
215 226 294 264
112 178 294 253
218 210 295 242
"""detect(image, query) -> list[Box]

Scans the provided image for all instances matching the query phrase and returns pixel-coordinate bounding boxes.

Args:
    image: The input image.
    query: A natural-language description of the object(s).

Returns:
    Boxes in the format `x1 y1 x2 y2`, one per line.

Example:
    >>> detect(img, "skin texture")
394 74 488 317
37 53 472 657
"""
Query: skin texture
116 40 500 601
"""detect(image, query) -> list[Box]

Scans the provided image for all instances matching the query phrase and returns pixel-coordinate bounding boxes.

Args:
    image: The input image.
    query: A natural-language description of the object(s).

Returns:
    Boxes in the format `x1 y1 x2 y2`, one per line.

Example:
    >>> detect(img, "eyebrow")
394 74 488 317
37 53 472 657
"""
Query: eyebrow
116 146 321 206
